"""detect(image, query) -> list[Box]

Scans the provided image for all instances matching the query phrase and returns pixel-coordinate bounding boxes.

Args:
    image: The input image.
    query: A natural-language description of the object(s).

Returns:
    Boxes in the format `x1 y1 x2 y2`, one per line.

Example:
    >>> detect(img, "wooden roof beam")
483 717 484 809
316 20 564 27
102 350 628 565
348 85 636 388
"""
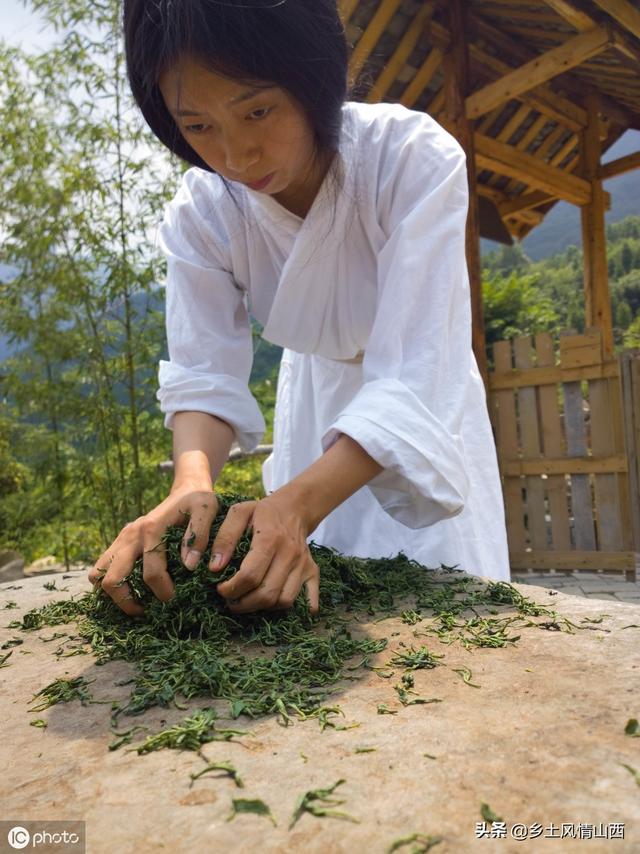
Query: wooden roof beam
591 0 640 41
338 0 359 26
541 0 640 73
600 150 640 179
498 190 555 217
610 26 640 66
428 18 587 131
366 2 437 102
467 27 613 119
348 0 404 81
475 133 592 204
399 47 444 108
540 0 596 31
468 9 640 131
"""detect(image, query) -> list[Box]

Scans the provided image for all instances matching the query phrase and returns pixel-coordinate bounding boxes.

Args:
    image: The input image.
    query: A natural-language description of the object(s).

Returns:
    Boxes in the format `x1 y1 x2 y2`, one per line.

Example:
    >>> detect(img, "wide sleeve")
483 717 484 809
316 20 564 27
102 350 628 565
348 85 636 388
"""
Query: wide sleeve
155 170 265 451
321 120 476 528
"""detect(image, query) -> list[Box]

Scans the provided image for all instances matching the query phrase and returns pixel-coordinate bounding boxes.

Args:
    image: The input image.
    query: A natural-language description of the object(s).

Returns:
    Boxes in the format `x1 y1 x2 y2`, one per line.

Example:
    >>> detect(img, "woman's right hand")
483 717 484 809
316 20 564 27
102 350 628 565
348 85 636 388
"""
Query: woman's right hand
87 481 219 617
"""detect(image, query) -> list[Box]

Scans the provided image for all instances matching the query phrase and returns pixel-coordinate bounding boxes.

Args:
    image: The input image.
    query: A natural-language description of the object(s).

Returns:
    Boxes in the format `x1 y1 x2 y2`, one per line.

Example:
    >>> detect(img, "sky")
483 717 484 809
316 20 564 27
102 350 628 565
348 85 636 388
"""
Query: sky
0 0 56 51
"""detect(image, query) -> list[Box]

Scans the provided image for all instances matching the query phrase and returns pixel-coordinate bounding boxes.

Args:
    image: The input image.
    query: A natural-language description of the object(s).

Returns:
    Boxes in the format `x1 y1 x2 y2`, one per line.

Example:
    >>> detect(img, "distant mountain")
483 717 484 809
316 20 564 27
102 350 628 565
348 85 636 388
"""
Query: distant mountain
482 129 640 261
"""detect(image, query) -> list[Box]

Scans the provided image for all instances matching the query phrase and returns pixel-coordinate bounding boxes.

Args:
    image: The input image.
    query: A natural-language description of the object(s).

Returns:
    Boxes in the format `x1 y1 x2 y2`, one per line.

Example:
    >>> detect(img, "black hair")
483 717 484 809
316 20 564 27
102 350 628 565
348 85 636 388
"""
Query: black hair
123 0 349 183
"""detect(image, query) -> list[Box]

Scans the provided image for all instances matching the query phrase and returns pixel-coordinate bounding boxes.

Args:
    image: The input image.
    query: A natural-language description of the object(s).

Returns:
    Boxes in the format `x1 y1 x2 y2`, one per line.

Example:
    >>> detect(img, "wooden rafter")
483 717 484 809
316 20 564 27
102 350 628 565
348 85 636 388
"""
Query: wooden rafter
366 3 436 103
540 0 640 79
475 133 592 205
540 0 596 31
591 0 640 41
600 150 640 180
475 6 568 26
429 18 588 130
338 0 359 26
466 27 613 120
348 0 404 82
468 11 638 130
499 189 555 217
399 48 443 108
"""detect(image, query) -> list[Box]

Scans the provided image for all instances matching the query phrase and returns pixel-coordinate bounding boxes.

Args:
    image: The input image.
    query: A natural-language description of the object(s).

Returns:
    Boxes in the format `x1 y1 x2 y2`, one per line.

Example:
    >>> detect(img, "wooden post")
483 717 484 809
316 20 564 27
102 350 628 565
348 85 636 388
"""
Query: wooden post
620 349 640 580
580 89 614 358
444 0 488 389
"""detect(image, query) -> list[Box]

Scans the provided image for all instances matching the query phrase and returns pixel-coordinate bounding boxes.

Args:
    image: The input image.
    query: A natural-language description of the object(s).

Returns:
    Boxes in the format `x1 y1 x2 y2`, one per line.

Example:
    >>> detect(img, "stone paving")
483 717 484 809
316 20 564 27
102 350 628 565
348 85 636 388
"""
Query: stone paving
511 568 640 603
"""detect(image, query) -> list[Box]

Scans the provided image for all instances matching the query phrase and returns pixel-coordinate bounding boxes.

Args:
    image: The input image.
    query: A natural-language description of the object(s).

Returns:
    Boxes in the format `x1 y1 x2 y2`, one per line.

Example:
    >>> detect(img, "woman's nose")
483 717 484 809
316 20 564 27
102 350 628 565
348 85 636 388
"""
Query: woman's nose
224 136 260 175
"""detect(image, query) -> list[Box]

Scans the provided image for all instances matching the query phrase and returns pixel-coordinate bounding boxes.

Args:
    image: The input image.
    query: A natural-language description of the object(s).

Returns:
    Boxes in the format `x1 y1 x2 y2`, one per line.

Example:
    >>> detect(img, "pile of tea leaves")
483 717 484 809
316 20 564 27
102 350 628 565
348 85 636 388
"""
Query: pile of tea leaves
8 493 574 753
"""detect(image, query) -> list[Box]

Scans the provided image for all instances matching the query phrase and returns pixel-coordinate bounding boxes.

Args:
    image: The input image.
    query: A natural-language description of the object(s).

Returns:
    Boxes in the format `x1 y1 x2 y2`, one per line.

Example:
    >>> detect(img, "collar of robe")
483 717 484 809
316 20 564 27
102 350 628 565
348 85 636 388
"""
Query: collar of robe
242 105 364 362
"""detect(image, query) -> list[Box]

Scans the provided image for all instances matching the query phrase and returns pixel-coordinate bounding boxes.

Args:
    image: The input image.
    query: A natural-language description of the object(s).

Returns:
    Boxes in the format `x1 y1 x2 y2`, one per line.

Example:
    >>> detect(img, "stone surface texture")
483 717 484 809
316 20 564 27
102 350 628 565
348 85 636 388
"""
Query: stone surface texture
1 570 639 854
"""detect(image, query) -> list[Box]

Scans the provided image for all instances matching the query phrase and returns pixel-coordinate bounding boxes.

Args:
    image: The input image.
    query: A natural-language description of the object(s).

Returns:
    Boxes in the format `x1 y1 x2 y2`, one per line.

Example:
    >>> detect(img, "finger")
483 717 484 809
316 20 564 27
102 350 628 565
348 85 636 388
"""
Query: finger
141 519 175 602
304 567 320 615
271 567 304 612
225 550 297 614
98 544 145 617
209 501 257 572
271 555 319 613
88 552 114 587
181 496 218 571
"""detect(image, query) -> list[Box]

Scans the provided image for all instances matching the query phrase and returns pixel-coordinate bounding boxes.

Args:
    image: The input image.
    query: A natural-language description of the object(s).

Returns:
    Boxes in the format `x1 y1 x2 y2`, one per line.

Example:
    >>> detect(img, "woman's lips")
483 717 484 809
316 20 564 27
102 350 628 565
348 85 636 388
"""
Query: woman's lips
245 172 274 191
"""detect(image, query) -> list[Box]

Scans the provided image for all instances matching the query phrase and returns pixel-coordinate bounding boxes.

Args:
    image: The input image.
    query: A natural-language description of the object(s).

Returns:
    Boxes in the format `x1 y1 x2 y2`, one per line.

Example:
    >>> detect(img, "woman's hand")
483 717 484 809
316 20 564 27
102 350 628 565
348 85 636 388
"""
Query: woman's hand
210 494 320 615
87 481 219 616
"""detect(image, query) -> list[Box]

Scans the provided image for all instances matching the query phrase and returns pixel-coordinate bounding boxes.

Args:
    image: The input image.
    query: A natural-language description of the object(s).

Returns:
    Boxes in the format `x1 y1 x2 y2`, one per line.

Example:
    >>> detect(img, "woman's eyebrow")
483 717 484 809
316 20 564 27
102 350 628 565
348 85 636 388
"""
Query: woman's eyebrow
228 85 277 105
176 86 277 117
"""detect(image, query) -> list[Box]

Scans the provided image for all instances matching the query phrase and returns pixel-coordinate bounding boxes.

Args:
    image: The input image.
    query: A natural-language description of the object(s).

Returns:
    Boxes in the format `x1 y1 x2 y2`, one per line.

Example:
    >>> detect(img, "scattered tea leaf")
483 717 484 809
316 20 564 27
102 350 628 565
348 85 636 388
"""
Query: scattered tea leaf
620 763 640 787
227 797 276 826
289 779 359 828
29 676 95 712
481 803 504 823
190 760 244 788
452 667 481 688
387 833 443 853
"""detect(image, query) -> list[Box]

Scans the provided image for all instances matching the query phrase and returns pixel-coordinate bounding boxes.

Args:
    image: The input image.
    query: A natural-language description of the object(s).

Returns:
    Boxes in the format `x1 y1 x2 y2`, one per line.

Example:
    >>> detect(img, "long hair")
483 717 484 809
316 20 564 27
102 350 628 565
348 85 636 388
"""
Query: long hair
123 0 349 177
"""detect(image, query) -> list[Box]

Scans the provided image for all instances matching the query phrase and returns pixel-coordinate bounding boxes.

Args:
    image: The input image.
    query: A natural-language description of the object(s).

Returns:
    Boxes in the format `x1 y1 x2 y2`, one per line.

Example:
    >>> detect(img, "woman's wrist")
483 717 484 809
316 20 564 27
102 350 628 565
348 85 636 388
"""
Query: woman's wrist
272 434 383 534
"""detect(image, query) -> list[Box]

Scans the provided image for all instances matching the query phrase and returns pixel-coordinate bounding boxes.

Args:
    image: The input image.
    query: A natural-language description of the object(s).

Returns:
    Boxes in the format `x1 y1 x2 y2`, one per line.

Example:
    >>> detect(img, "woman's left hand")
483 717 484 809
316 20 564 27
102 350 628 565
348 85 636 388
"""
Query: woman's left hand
209 495 320 615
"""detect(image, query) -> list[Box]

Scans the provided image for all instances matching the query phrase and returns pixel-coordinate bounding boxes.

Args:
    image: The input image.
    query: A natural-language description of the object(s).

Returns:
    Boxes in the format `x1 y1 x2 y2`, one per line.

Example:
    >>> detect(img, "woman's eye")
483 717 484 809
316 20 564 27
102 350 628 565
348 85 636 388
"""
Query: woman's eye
248 107 271 120
185 124 208 134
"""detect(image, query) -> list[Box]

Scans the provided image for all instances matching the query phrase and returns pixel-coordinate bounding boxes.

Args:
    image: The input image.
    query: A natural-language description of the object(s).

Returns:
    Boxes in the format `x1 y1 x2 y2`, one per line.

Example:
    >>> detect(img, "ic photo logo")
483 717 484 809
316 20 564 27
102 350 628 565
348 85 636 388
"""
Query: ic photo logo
7 827 29 850
1 822 85 852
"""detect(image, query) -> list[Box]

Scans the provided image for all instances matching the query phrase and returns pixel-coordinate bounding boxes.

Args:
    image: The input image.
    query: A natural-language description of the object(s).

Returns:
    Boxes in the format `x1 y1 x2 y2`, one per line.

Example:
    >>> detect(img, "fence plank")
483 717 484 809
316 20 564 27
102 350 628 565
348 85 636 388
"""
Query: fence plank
589 377 624 550
562 375 596 550
535 333 571 550
489 361 618 390
514 336 548 549
510 550 635 571
610 371 633 551
492 340 526 552
621 351 640 556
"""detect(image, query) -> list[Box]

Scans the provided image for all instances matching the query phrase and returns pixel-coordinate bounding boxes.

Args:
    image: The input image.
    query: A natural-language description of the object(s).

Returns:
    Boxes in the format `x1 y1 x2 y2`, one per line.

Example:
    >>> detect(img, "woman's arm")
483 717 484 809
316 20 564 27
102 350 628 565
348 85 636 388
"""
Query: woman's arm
171 411 235 492
271 433 383 533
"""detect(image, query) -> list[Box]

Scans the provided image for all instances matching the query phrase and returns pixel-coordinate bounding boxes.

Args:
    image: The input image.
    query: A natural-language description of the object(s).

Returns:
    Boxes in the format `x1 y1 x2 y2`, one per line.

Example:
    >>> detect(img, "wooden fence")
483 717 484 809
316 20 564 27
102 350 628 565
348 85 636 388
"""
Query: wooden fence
488 330 638 580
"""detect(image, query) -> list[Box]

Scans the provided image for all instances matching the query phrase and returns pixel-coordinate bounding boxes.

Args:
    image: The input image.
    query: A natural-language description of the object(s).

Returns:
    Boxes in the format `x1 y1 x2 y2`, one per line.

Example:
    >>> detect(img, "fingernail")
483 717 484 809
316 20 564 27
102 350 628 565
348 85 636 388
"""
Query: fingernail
185 550 201 570
210 552 222 570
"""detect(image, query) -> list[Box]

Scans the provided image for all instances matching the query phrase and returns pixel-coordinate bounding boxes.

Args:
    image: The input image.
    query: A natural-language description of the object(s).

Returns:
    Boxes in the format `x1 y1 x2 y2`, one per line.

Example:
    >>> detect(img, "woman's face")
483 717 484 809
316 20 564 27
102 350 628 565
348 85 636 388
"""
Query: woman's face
159 56 327 216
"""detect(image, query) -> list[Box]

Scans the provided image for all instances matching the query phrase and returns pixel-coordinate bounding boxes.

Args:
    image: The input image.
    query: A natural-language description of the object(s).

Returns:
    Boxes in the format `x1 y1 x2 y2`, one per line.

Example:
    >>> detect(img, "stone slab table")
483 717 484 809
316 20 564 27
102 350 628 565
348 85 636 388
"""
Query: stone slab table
1 570 638 854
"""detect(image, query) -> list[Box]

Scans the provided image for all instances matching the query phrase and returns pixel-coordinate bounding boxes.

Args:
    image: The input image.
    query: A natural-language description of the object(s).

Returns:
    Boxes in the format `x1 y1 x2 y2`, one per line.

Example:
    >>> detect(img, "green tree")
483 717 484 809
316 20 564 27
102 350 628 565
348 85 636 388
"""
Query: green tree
0 1 178 560
482 271 560 349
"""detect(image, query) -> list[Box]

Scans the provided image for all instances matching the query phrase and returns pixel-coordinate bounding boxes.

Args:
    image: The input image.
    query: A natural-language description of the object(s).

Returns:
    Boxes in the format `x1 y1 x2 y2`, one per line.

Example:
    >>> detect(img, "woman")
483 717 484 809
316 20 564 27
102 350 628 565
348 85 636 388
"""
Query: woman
88 0 510 618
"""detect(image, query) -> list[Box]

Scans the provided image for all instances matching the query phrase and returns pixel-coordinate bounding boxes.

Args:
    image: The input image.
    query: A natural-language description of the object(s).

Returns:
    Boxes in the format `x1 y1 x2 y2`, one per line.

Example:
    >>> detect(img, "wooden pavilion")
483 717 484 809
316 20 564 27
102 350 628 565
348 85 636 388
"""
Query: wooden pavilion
339 0 640 578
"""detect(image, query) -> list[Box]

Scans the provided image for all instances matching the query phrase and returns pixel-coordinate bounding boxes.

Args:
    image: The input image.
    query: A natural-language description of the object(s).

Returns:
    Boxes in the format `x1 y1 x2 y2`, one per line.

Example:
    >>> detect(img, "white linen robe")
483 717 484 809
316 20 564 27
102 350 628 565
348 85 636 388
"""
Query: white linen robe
156 100 511 582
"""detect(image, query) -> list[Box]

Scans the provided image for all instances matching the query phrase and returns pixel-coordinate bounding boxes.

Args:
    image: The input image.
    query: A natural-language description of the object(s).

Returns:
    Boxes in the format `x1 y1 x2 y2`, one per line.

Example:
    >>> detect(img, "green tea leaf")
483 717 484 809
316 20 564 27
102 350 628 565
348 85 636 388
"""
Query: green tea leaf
227 798 276 826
